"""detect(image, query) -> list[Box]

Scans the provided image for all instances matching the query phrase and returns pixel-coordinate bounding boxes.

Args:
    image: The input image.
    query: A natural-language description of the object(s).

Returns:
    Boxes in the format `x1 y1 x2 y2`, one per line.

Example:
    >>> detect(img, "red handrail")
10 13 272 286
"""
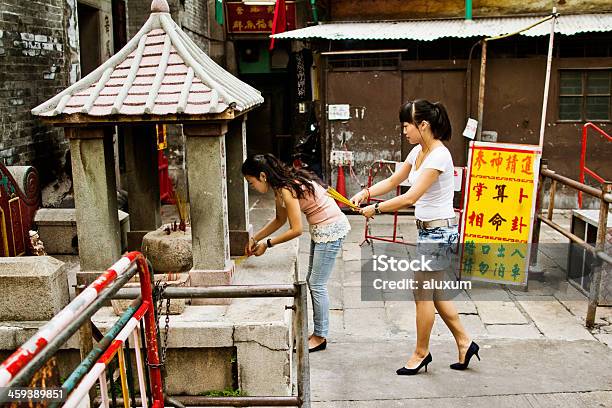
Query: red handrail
579 122 612 208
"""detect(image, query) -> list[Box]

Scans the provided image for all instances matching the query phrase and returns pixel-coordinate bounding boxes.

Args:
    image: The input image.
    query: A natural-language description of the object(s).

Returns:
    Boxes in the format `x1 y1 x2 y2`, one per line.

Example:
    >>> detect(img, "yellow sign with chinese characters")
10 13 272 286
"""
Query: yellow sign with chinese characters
460 142 541 285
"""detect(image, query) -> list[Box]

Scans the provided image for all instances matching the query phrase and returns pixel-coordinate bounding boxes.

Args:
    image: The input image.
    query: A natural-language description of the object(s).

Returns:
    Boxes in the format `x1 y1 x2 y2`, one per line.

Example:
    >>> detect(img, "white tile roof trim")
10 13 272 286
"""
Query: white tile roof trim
32 2 263 118
271 13 612 41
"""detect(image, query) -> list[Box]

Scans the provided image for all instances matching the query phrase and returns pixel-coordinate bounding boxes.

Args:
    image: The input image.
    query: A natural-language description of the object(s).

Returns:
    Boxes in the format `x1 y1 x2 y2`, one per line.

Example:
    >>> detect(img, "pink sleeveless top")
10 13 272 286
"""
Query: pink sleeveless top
298 181 344 225
286 181 350 243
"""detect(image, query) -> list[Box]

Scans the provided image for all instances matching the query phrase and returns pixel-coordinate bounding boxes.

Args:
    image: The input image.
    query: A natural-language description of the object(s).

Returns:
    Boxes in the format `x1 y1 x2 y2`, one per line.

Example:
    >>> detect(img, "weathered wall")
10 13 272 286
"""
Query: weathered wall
330 0 612 21
0 0 72 183
325 70 403 197
474 56 610 185
322 51 611 207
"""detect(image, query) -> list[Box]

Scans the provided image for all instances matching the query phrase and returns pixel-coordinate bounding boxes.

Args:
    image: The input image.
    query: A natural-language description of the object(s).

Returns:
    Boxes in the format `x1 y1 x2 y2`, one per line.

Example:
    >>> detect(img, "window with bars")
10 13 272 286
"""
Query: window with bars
327 53 401 70
559 70 611 121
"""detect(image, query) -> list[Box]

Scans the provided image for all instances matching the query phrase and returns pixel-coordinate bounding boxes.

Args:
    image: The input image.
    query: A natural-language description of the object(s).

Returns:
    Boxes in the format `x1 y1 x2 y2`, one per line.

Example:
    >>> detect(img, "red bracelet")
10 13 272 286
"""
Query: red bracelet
365 188 371 201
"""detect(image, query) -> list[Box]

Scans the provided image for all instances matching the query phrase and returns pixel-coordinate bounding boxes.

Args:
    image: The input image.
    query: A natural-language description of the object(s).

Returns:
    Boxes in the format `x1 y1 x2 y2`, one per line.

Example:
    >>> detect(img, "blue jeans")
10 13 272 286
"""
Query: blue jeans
306 238 344 338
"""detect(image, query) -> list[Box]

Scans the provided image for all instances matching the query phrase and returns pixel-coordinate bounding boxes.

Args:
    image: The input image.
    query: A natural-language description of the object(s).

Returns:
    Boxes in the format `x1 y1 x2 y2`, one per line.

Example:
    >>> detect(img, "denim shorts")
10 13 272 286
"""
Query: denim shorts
416 225 459 272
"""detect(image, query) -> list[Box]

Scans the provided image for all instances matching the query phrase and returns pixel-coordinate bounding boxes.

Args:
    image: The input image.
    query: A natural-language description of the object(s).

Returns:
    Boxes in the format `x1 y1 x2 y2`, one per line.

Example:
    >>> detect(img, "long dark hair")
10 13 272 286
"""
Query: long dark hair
241 154 319 199
399 99 452 141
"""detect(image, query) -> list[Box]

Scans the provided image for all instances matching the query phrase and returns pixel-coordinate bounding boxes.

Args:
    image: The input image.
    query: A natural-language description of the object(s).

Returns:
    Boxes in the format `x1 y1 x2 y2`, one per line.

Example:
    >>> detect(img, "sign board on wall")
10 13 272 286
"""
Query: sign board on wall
226 1 297 34
328 104 350 120
460 141 541 285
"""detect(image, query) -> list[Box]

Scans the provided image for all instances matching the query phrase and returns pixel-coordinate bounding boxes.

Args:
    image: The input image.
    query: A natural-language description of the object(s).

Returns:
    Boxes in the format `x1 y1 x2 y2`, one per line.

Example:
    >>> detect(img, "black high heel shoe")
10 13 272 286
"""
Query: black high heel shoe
396 353 432 375
450 341 480 370
309 339 327 353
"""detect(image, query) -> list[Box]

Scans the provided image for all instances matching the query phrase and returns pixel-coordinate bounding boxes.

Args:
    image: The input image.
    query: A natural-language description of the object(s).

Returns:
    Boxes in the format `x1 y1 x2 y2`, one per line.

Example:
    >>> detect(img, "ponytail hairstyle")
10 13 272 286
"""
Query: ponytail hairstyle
398 99 452 141
241 153 319 199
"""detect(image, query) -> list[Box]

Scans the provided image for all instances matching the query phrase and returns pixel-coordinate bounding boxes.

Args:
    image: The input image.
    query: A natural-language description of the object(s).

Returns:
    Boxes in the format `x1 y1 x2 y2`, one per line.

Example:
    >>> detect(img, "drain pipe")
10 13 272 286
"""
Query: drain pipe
310 0 319 24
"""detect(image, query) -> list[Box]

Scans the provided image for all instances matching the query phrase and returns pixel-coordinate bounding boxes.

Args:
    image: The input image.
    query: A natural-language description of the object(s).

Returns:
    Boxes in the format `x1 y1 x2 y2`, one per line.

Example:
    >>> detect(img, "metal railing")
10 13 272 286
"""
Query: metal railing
532 160 612 328
0 251 164 407
111 284 311 407
0 253 311 407
579 122 612 208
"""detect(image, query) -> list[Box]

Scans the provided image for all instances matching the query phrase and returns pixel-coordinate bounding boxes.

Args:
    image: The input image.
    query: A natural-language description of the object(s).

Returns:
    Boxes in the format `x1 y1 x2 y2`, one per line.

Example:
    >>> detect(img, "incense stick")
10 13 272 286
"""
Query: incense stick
327 187 360 210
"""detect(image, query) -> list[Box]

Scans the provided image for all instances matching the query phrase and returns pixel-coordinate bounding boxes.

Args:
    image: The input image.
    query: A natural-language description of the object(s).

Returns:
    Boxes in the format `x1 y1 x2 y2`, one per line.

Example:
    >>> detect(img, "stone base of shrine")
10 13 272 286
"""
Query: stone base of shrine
189 261 236 305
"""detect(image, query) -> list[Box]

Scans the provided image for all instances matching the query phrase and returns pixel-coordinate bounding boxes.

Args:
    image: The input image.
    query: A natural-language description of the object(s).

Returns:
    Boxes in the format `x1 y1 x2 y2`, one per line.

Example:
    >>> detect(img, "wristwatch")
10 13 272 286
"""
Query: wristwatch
374 202 382 214
266 238 274 248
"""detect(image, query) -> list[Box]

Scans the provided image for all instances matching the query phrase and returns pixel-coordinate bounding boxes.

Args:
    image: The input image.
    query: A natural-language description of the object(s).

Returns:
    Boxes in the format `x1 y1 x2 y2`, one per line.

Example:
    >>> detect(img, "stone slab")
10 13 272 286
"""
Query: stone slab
163 348 234 395
555 283 612 326
189 263 235 305
485 324 543 339
431 314 487 339
0 323 80 350
384 301 416 334
35 208 129 254
343 308 391 339
343 286 384 308
516 296 594 341
236 341 291 396
0 256 69 321
342 242 363 261
594 333 612 349
473 301 528 324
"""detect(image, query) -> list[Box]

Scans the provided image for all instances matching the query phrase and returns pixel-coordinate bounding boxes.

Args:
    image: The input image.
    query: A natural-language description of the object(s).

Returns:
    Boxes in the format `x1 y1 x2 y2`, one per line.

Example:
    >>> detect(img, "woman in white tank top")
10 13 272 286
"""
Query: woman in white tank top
351 99 480 375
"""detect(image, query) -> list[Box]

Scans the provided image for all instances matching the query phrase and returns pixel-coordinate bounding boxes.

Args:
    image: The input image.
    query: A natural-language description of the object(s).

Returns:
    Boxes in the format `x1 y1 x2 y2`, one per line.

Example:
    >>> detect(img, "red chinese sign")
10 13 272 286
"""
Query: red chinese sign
226 1 296 34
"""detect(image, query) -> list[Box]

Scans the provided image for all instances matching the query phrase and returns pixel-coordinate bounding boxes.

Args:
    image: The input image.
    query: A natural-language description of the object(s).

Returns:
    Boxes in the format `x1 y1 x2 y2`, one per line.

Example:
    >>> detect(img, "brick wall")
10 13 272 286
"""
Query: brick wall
181 0 210 53
0 0 71 184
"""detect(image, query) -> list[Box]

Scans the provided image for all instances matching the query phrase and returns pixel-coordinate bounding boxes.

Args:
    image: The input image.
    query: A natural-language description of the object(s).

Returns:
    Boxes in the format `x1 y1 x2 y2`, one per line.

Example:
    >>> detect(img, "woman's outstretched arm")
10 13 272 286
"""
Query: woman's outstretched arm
252 192 289 242
267 188 303 246
350 160 412 206
361 168 440 217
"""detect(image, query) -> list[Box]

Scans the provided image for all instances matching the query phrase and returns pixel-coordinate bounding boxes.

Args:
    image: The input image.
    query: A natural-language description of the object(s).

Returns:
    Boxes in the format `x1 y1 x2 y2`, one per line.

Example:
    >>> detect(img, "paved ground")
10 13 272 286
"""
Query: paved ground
245 189 612 407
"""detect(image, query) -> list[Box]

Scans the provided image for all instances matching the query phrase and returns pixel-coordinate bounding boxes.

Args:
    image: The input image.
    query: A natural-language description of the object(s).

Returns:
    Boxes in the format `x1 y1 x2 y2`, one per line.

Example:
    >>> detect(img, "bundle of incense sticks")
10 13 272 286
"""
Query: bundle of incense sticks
235 254 248 265
326 187 360 210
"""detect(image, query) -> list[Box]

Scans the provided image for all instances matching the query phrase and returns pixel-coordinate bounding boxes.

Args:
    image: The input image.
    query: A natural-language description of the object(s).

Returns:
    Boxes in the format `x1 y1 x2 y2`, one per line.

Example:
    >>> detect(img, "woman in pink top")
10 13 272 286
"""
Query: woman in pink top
242 154 350 352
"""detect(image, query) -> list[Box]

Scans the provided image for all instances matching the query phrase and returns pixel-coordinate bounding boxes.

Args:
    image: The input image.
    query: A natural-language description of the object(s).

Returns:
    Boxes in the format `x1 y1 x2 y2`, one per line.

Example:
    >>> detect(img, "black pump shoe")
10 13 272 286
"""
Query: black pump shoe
396 353 432 375
309 339 327 353
450 341 480 370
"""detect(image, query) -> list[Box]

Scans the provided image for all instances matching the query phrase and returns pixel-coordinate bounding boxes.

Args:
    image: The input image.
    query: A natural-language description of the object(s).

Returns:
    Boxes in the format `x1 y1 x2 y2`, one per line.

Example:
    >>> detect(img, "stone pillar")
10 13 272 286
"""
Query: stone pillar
184 123 234 305
124 125 161 250
226 117 251 256
68 127 121 283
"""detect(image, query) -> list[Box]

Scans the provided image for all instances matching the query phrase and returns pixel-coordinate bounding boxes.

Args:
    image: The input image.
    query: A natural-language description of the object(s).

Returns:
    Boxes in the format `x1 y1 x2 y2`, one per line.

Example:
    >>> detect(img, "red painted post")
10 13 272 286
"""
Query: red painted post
579 123 612 208
130 251 165 407
579 125 588 208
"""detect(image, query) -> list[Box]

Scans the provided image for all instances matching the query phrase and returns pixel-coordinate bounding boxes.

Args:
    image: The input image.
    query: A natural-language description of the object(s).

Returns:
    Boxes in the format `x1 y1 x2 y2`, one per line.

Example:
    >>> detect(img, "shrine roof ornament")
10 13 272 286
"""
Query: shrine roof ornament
32 0 263 119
